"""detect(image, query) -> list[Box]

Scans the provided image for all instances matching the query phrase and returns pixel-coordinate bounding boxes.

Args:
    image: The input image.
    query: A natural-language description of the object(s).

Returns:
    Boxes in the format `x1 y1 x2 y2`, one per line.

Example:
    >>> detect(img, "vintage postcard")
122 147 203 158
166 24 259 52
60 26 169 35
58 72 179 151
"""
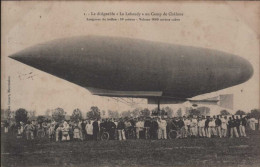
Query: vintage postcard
1 1 260 167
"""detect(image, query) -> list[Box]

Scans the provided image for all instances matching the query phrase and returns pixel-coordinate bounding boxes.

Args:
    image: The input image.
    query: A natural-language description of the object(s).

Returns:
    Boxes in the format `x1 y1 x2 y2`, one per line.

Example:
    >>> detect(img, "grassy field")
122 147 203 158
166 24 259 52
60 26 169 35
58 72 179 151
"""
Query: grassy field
1 130 260 167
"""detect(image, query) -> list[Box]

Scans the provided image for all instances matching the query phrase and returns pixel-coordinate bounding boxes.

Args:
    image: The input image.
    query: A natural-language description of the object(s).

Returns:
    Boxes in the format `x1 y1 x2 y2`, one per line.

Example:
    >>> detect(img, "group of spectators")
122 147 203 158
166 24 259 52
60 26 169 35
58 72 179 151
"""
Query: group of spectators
2 114 258 141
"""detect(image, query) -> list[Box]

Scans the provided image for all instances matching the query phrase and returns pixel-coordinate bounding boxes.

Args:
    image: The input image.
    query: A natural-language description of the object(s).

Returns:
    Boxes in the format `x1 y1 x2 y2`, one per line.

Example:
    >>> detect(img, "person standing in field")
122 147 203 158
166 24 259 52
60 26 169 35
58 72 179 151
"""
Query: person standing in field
249 116 256 130
190 116 198 138
198 117 206 138
73 124 81 141
81 120 86 141
158 117 167 139
136 118 144 139
150 117 158 140
117 118 126 141
228 116 239 138
215 115 222 138
184 116 190 138
178 117 185 138
221 116 228 137
86 120 93 140
208 118 217 138
93 119 99 141
144 117 152 139
240 115 247 137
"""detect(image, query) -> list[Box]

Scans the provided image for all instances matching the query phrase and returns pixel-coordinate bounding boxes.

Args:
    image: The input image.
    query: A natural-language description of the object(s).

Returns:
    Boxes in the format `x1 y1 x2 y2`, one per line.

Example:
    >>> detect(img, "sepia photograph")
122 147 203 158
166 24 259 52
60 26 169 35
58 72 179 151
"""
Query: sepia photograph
1 1 260 167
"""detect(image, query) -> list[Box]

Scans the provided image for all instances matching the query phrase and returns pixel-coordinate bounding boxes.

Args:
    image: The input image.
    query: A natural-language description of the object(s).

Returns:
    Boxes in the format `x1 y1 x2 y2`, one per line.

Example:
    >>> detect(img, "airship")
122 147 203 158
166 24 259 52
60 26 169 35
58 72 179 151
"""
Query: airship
9 36 253 109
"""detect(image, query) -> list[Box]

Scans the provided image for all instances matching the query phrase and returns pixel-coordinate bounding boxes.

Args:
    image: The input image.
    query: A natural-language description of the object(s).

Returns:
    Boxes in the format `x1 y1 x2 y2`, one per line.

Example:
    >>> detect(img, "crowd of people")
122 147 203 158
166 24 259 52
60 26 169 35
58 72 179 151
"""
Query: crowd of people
2 114 259 141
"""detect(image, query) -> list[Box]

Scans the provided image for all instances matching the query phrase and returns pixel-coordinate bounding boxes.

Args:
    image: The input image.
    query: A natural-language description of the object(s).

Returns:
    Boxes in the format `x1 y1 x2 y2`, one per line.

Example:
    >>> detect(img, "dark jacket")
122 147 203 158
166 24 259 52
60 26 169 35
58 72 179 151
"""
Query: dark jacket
117 121 125 130
215 118 222 126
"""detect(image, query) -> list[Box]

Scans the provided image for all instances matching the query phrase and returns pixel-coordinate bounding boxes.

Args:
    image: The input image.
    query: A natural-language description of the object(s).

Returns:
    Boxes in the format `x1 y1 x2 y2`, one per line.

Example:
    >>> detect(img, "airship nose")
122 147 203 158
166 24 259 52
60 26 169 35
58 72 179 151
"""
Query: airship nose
233 56 254 84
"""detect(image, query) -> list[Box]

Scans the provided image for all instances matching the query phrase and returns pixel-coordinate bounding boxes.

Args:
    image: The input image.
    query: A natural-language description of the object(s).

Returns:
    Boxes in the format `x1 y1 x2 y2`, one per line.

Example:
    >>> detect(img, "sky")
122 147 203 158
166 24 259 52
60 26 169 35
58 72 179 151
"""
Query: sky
1 1 259 116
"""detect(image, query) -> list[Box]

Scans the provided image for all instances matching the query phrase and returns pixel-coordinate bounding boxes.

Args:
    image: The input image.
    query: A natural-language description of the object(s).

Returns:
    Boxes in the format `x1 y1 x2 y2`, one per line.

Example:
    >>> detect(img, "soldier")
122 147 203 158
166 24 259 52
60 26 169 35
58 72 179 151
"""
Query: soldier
235 115 241 136
81 120 86 141
24 121 34 140
62 121 70 141
190 116 198 137
221 116 228 137
215 115 222 138
240 115 247 137
160 117 167 139
136 117 144 139
144 117 152 139
178 117 185 138
117 118 126 140
107 119 116 140
208 117 217 138
73 124 81 141
150 117 158 140
198 116 206 138
228 116 239 138
85 120 93 140
93 119 99 141
184 116 190 138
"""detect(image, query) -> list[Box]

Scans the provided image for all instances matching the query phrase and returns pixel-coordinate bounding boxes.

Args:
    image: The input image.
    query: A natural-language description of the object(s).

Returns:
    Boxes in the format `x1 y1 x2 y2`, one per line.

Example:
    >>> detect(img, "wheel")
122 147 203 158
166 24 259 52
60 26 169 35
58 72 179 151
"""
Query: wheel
168 130 177 139
101 132 110 141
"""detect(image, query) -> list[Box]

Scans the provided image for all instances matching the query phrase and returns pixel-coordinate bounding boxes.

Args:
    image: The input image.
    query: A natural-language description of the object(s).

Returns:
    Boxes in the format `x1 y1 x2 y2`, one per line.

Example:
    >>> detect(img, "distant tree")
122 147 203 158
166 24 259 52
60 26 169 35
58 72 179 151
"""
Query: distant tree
220 110 230 115
45 109 51 116
188 109 200 117
15 108 28 123
151 107 167 116
108 110 119 118
164 106 174 117
151 108 158 116
132 108 141 118
101 110 106 117
176 108 182 117
121 110 132 118
70 108 83 122
140 108 151 117
197 107 210 116
2 109 12 120
37 116 46 124
86 106 101 120
235 110 246 116
249 109 260 119
28 110 37 119
52 108 66 122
